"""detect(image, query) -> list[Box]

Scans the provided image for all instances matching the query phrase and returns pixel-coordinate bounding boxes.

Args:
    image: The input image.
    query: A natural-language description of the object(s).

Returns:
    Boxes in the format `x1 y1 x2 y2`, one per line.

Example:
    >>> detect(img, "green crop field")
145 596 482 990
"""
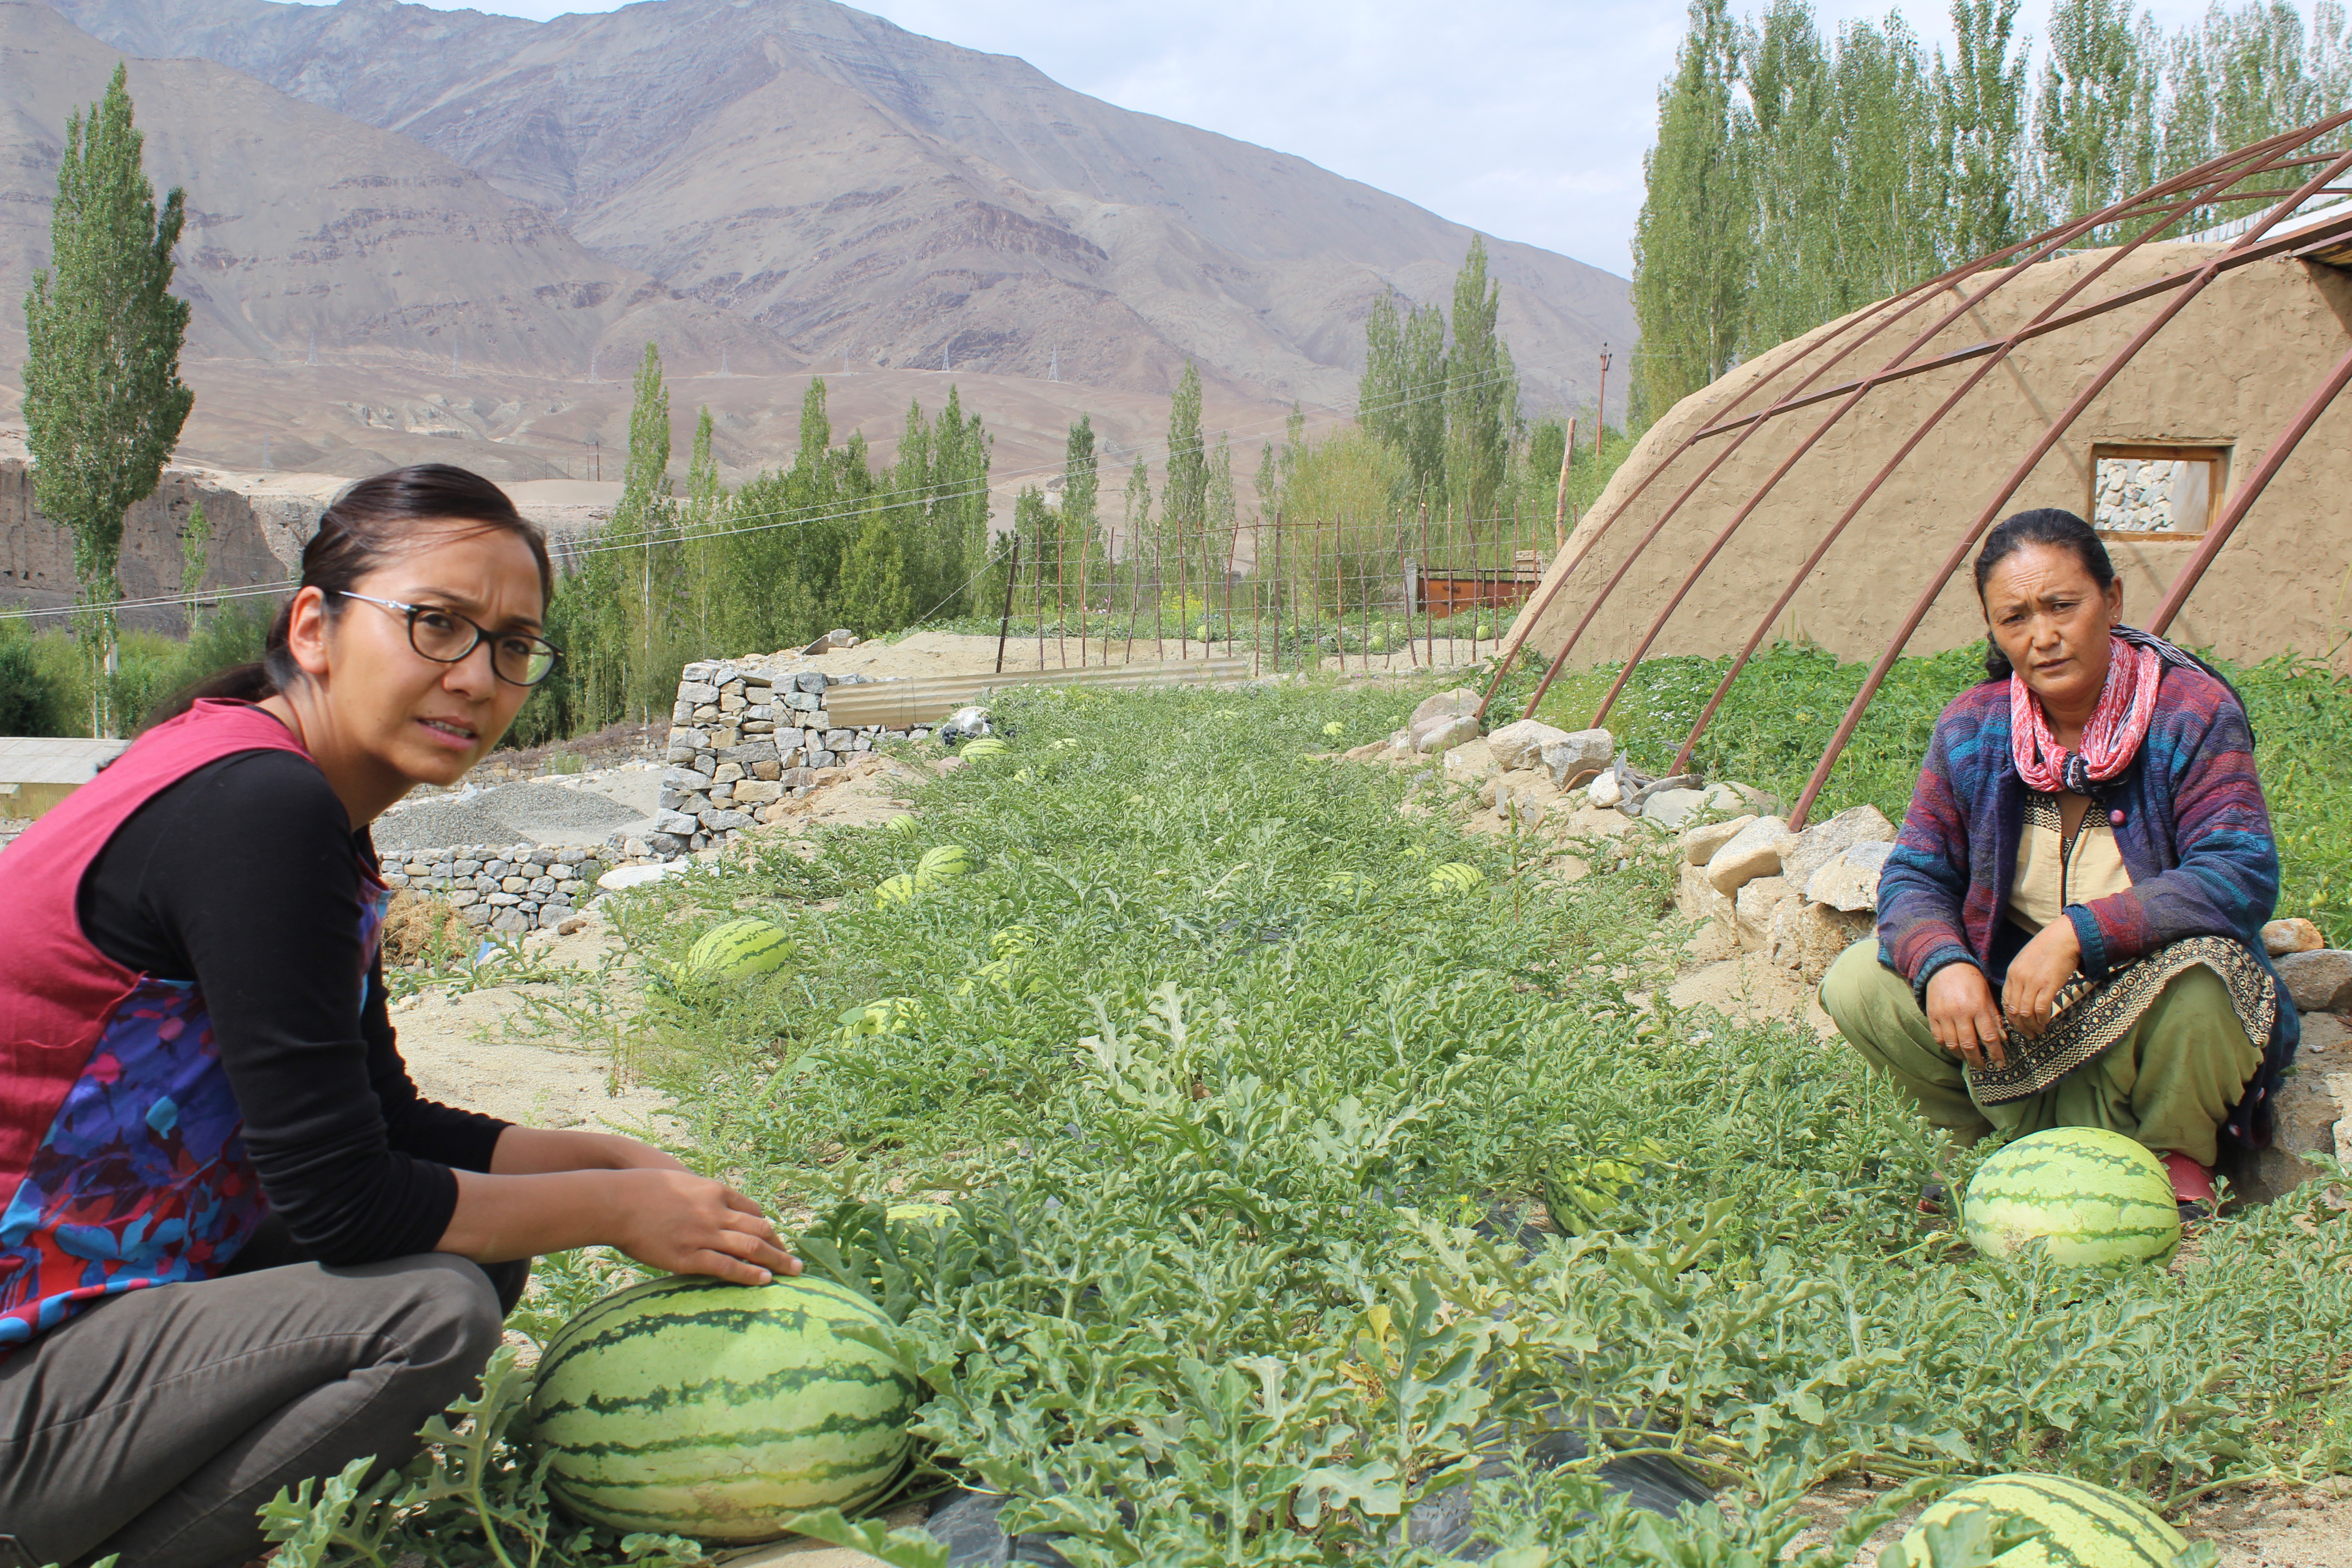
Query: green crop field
266 664 2352 1568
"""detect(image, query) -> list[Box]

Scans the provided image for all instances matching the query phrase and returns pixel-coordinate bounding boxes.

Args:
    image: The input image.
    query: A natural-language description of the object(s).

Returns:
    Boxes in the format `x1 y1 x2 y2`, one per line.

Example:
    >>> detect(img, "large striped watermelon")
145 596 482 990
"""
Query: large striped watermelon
1895 1474 2188 1567
526 1274 916 1543
688 919 794 980
1963 1127 2180 1266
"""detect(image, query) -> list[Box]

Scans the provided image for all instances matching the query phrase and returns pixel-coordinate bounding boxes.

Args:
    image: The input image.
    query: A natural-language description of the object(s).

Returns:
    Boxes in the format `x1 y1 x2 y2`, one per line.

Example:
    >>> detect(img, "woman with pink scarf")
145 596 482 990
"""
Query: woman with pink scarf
1821 509 2296 1220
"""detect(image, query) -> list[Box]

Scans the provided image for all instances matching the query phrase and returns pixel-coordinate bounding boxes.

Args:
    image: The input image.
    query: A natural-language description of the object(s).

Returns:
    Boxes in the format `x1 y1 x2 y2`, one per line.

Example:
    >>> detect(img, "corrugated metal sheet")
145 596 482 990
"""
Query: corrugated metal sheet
823 658 1256 728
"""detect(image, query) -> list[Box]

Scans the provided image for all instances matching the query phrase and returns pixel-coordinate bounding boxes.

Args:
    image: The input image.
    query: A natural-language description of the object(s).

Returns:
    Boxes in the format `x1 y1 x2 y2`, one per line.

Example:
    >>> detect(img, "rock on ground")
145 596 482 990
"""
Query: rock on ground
1486 719 1568 772
2278 949 2352 1012
1539 728 1614 788
1706 816 1791 895
1806 841 1895 913
1780 805 1897 892
1681 814 1755 866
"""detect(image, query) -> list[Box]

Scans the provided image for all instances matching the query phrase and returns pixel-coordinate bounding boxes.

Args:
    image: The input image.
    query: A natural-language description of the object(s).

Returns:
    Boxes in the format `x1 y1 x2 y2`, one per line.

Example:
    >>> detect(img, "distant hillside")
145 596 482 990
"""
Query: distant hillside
0 0 798 380
41 0 1637 415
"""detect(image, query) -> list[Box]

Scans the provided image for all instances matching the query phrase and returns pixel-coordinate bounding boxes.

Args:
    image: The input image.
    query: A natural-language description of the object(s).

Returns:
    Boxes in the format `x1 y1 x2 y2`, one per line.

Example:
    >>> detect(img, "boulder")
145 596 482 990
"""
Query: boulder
2277 949 2352 1013
1555 804 1639 845
1415 714 1483 755
1805 840 1896 914
1443 738 1497 777
1409 688 1483 729
1780 805 1897 893
1705 816 1791 895
1487 719 1570 772
1539 728 1615 789
2264 918 2327 957
1770 898 1873 983
1640 788 1708 828
1587 770 1624 807
1735 875 1796 951
1674 861 1742 962
1680 814 1756 866
1343 738 1394 762
2242 1014 2352 1200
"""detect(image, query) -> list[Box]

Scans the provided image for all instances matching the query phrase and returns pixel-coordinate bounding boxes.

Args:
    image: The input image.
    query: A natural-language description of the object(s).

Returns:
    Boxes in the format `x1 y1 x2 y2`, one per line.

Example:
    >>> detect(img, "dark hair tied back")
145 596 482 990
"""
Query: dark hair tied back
1971 508 2115 681
150 465 552 728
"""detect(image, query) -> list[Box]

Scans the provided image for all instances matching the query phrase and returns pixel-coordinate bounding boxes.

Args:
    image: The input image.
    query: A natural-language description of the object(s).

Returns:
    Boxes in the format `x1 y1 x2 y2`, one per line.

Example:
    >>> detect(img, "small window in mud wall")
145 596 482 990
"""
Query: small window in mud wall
2089 444 2227 539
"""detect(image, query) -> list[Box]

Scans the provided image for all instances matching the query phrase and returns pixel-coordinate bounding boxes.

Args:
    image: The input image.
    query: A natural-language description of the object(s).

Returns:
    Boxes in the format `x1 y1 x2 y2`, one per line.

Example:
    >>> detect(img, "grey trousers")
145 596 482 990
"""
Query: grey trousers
0 1223 527 1568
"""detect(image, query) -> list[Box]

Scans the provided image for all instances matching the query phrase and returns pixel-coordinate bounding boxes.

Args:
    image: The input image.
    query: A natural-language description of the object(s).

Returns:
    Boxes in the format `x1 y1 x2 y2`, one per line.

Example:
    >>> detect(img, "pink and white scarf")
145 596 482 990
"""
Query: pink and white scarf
2010 633 2164 795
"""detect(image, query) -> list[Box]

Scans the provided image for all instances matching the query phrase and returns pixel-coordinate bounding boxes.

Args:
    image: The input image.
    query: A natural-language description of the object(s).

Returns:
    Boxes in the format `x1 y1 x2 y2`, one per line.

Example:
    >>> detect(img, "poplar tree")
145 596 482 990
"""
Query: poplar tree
1632 0 1749 416
1063 414 1100 565
1443 236 1515 527
1163 364 1208 602
1936 0 2029 261
23 63 194 736
2034 0 2156 236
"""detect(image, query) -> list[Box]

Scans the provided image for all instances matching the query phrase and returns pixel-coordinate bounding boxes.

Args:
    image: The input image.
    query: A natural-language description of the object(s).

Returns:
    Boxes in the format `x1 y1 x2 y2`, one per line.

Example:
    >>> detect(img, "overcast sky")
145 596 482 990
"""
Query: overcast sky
378 0 2214 277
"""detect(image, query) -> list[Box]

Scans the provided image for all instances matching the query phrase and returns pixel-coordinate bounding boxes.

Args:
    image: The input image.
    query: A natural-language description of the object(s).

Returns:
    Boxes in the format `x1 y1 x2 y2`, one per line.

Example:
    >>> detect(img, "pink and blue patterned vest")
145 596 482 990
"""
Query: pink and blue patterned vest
0 700 386 1354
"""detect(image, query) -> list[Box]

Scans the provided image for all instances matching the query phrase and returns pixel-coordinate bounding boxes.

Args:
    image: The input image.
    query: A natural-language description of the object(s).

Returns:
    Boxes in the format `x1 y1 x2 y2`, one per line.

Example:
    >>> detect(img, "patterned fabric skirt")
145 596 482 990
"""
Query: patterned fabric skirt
1966 935 2277 1104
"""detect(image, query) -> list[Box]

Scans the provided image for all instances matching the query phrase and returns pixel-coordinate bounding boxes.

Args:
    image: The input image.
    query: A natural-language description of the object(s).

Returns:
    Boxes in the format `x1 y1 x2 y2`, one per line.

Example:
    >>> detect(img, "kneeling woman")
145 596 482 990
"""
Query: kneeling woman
1822 508 2297 1216
0 467 798 1568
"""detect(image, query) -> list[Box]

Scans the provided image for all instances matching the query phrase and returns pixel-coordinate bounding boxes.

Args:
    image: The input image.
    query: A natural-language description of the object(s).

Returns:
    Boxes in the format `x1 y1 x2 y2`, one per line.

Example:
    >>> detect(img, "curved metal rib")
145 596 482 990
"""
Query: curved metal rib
1786 135 2352 829
1636 147 2320 767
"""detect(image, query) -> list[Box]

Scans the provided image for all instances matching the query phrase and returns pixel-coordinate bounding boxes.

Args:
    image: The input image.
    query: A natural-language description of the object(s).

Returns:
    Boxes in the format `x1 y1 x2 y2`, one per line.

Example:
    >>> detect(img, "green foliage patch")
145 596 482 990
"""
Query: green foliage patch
276 674 2352 1565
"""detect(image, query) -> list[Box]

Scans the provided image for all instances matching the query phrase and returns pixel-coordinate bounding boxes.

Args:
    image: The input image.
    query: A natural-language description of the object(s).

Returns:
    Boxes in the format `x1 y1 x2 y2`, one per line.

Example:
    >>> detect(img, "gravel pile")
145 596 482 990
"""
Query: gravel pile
373 781 642 851
478 783 641 832
373 799 525 850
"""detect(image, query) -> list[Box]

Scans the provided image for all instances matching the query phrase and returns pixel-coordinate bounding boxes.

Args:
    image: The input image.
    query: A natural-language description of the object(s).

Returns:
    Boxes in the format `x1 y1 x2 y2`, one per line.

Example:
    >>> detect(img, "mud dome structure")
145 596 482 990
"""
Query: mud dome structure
1494 111 2352 828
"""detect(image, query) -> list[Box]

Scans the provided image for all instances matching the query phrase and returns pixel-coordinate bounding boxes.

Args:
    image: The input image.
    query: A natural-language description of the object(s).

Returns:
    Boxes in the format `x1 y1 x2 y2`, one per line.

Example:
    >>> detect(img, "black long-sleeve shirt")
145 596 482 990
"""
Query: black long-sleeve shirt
77 749 508 1264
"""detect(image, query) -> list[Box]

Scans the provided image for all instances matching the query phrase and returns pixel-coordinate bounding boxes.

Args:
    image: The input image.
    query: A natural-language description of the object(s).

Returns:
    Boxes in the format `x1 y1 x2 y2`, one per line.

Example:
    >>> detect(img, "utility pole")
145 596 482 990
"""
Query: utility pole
1594 344 1611 461
591 436 600 482
1050 346 1059 382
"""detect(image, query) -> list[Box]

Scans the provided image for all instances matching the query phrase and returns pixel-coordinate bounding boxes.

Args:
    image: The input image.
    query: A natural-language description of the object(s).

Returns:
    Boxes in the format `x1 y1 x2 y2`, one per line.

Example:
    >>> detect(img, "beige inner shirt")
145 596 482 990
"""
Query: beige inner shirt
2009 790 2133 934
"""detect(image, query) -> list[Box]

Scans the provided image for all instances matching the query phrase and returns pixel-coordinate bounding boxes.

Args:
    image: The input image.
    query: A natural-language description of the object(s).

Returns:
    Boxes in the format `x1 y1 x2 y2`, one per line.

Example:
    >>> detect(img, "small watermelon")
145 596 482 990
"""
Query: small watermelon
884 1201 955 1225
839 997 926 1038
883 815 918 836
874 873 918 907
1894 1473 2187 1568
1322 721 1346 738
1428 862 1486 896
916 844 974 883
688 918 794 980
989 926 1038 959
960 737 1009 760
1963 1127 2181 1266
526 1274 915 1542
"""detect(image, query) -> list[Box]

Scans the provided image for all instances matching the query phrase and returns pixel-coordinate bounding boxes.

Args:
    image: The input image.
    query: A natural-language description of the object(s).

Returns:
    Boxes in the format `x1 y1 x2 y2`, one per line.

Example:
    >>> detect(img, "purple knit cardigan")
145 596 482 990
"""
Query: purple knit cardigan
1873 664 2299 1149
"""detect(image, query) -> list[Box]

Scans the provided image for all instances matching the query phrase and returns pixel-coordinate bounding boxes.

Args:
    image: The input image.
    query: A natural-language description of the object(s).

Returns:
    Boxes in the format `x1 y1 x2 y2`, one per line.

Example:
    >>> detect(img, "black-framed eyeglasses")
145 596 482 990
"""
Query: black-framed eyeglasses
337 591 564 687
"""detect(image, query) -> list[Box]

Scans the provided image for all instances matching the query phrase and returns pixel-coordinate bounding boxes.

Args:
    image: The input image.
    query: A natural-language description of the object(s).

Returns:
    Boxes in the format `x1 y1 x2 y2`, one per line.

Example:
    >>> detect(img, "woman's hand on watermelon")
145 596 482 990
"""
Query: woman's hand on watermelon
612 1168 803 1285
1926 962 2007 1071
2001 920 2082 1040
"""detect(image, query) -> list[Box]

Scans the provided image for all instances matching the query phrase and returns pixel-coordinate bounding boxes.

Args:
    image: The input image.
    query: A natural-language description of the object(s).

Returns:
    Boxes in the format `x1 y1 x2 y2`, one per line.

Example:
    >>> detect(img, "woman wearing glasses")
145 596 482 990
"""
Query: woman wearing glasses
0 466 797 1568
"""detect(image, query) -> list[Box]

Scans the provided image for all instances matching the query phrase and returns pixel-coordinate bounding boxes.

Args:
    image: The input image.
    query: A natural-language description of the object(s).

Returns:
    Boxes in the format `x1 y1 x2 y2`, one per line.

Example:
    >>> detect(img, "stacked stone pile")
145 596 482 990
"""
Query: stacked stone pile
1346 690 1888 984
378 843 608 934
660 659 931 855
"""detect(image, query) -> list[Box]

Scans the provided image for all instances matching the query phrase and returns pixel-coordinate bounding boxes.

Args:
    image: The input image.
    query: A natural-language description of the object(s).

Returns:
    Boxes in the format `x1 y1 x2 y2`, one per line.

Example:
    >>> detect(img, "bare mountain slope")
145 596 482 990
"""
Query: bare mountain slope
44 0 1636 414
0 0 796 379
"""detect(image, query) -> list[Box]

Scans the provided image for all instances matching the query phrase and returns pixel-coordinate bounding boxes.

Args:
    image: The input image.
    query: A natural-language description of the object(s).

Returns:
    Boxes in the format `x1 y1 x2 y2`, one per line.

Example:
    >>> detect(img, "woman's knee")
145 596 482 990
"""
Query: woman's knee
1819 939 1891 1036
363 1254 508 1385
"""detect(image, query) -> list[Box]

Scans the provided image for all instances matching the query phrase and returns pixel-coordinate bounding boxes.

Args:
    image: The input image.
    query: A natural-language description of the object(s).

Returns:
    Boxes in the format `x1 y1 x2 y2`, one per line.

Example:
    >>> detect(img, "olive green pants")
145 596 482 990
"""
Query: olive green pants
1819 939 2263 1166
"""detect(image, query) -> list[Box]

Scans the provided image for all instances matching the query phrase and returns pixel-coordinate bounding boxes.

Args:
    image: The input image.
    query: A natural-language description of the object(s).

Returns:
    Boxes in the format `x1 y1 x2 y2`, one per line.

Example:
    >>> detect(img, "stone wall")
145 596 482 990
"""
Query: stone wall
377 842 609 934
654 657 931 854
